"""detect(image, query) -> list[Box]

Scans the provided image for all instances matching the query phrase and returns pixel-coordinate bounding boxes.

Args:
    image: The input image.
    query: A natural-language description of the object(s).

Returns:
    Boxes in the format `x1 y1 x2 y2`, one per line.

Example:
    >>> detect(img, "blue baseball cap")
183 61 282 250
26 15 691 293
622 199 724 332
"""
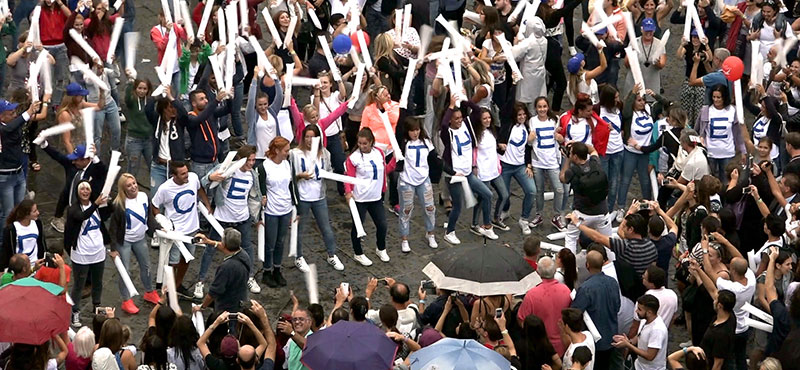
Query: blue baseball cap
66 82 89 96
690 28 699 37
66 145 87 160
595 26 608 35
567 53 585 74
0 100 19 113
641 18 656 32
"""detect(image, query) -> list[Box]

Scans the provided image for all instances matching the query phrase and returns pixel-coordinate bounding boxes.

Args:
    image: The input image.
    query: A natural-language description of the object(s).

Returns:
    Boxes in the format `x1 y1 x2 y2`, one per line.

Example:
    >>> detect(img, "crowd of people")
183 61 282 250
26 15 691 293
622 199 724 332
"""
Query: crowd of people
5 0 800 368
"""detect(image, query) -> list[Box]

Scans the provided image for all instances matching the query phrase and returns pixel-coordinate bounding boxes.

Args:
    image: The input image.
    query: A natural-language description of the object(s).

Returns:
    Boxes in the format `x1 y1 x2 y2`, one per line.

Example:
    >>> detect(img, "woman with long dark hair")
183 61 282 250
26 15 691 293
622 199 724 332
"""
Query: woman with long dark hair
555 248 578 291
530 97 565 229
167 316 202 370
97 319 136 370
470 108 508 234
139 335 173 370
0 199 45 271
497 103 537 234
84 1 122 62
519 315 561 369
695 85 746 185
597 85 625 218
123 77 154 177
618 84 655 207
396 118 439 251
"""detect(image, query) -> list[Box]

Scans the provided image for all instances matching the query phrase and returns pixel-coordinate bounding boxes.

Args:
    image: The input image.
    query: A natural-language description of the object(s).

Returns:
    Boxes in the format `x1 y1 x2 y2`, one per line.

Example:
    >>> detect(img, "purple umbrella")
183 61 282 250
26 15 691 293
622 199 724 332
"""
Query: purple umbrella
301 321 398 370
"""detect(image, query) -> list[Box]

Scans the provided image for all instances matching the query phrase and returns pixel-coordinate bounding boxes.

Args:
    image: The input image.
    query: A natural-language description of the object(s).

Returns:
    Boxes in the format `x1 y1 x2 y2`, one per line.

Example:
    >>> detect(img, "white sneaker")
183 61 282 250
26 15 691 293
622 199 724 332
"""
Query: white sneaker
376 248 390 262
354 254 373 266
327 255 345 271
401 240 411 253
294 257 310 273
427 235 438 249
479 227 499 240
71 311 82 327
27 191 35 200
569 46 578 56
247 277 261 294
499 211 510 222
615 209 625 223
444 231 461 245
519 219 532 235
193 282 204 299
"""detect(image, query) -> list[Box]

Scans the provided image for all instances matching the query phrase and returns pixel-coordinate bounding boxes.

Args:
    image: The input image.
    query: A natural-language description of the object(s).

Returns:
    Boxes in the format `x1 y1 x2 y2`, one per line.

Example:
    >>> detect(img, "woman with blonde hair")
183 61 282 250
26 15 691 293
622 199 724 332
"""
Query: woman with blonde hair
57 82 103 154
260 137 296 288
566 47 606 105
374 33 405 100
108 173 160 314
466 59 494 110
360 83 404 213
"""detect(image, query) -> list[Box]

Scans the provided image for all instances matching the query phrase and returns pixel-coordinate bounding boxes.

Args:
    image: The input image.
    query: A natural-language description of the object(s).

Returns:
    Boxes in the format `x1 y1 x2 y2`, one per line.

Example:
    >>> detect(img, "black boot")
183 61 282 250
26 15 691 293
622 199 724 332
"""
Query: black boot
262 270 278 288
275 268 287 287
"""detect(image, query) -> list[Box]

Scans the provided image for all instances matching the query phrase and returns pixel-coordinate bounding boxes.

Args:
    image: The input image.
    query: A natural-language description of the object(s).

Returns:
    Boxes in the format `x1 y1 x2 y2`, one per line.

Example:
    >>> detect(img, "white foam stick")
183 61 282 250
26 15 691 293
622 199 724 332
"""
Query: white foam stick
226 3 239 42
284 15 298 49
498 38 523 83
282 63 295 107
318 170 371 186
463 10 483 25
483 0 491 6
378 111 404 159
156 237 169 283
191 304 205 336
26 6 41 51
159 0 173 24
590 13 622 33
305 263 319 304
581 22 607 49
99 166 121 206
257 223 265 261
436 15 469 53
734 79 745 125
162 266 181 314
239 0 249 33
155 230 194 244
650 29 669 63
540 241 564 252
688 2 706 41
418 25 433 59
198 202 225 237
288 206 299 257
349 48 361 67
106 17 125 64
626 46 646 96
207 54 225 95
593 0 617 41
220 151 238 172
548 227 619 240
348 64 365 108
197 0 214 41
173 0 182 25
509 0 527 23
82 108 95 157
33 123 75 145
159 240 195 264
155 213 174 231
751 40 762 87
584 311 602 342
75 60 110 91
248 36 269 77
650 169 658 200
450 176 477 208
217 7 227 45
224 43 235 90
683 3 692 41
180 0 195 40
308 136 321 164
124 32 139 79
622 12 639 53
517 0 540 38
318 35 341 81
308 6 322 29
69 29 101 62
746 317 773 333
349 198 367 237
399 58 418 108
394 11 402 44
262 8 283 48
113 255 139 297
40 53 52 94
222 157 248 179
292 77 322 87
402 4 411 38
743 302 774 325
357 31 372 69
781 37 798 67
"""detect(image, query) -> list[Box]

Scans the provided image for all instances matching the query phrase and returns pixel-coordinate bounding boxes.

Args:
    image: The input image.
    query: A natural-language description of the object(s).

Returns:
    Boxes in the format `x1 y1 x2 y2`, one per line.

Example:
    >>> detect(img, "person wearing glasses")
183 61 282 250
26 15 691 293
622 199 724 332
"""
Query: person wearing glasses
276 308 314 370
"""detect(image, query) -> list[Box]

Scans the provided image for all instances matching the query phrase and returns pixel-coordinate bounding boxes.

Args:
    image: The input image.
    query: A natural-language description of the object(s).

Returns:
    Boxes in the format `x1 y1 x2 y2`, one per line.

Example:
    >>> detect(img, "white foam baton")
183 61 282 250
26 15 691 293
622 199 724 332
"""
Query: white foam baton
257 223 265 261
308 6 322 29
450 175 477 208
625 45 646 96
622 12 639 53
180 0 195 40
349 197 367 237
517 0 540 39
683 3 692 41
81 107 95 157
162 266 181 314
399 58 417 108
288 206 299 257
26 6 41 52
582 22 607 49
33 123 74 145
72 57 110 92
192 304 205 336
282 63 295 107
498 38 523 83
418 25 433 60
248 36 269 77
650 169 658 200
687 1 706 41
226 3 239 42
292 77 322 87
207 54 226 97
349 48 361 67
348 64 365 108
318 35 341 81
463 10 483 25
99 165 121 207
69 29 101 63
379 111 404 160
743 302 774 325
548 227 619 241
309 136 320 164
222 157 248 179
393 11 402 44
318 169 370 186
40 52 52 94
173 0 182 28
217 7 227 45
209 151 237 189
198 202 225 237
734 79 745 126
239 0 249 33
570 290 602 342
197 0 214 41
651 29 669 64
113 255 139 297
509 0 527 24
124 32 139 79
284 15 298 49
106 17 125 64
357 31 372 69
590 13 622 33
593 0 618 41
305 263 319 304
402 4 411 40
0 0 10 18
746 317 773 333
160 0 173 24
436 15 469 54
750 40 763 87
781 36 798 67
155 230 194 244
224 43 236 91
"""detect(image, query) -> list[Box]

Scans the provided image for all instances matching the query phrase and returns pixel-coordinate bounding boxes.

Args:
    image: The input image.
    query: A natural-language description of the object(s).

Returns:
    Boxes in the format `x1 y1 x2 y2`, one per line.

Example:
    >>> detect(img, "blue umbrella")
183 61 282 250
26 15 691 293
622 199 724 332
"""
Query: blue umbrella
301 321 398 370
408 338 511 370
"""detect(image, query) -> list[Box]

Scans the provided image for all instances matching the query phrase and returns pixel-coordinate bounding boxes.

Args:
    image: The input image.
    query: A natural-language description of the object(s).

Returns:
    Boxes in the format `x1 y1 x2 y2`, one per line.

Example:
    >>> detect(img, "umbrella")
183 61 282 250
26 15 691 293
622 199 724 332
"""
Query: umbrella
408 338 510 370
0 283 71 344
8 276 65 295
301 321 398 370
422 244 541 296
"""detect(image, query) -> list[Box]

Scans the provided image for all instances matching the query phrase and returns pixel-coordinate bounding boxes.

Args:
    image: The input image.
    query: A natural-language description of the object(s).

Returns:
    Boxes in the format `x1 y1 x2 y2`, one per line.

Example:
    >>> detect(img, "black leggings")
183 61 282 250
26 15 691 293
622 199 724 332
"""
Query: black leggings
545 37 567 111
563 0 590 46
70 260 105 313
351 199 387 255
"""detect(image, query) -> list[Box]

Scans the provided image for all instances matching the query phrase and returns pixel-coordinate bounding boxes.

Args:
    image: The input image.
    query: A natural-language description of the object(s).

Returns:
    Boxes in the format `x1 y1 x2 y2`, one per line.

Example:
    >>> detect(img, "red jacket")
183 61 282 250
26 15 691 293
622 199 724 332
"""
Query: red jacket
150 24 187 64
558 109 610 156
40 6 69 45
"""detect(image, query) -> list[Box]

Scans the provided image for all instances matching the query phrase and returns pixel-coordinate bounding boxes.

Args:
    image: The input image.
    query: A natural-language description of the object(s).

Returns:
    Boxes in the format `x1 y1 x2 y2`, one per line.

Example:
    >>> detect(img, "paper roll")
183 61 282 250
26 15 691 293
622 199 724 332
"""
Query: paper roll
349 198 366 238
81 108 95 157
284 16 298 49
192 304 205 336
734 79 745 127
106 17 125 64
592 0 617 41
517 0 541 39
282 63 295 107
318 169 370 186
308 7 322 29
450 176 476 208
162 266 181 314
305 263 319 304
98 166 121 207
288 207 298 257
318 35 341 81
257 223 265 261
69 29 101 62
33 123 75 145
349 64 365 109
625 45 646 96
262 7 283 48
357 31 372 69
398 58 417 109
113 255 139 297
197 0 214 42
436 15 469 54
180 0 195 40
198 202 225 237
124 32 139 79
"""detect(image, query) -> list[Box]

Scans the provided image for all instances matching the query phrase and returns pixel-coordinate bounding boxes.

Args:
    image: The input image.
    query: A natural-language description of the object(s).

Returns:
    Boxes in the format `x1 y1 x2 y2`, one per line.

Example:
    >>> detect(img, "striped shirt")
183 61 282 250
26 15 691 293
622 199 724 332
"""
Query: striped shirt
609 237 658 276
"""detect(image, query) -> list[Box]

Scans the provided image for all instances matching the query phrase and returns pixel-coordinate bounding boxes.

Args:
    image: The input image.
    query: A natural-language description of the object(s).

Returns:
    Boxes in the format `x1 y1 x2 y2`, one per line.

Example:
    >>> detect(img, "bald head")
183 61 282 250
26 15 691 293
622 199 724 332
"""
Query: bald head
9 253 30 277
586 251 604 272
238 345 256 369
731 257 748 278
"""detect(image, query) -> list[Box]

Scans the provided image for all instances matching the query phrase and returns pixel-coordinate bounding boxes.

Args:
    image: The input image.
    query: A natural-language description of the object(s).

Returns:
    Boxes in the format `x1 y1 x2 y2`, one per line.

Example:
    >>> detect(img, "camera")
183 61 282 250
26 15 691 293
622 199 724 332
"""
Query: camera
192 236 204 244
495 308 503 318
228 313 238 321
43 252 55 268
708 234 716 242
639 202 650 211
340 282 349 294
421 280 437 295
743 187 753 194
697 52 707 62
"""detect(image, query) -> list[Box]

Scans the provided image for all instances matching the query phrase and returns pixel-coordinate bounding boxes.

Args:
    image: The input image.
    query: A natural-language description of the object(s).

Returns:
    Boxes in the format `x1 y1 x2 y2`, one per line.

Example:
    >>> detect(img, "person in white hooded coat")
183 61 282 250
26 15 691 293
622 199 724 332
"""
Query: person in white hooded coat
514 17 549 110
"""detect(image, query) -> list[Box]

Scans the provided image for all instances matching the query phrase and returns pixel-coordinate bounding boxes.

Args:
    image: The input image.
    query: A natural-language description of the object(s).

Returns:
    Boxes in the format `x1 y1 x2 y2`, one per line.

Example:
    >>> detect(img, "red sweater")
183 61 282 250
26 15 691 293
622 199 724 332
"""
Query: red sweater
40 6 69 45
558 110 610 156
150 24 187 64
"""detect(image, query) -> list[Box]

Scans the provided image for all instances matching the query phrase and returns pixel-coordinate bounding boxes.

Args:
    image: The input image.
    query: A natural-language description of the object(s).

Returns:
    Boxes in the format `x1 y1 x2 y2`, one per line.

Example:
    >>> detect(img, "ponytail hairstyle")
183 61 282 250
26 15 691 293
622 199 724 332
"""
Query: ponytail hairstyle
267 137 290 160
354 127 376 154
534 96 558 121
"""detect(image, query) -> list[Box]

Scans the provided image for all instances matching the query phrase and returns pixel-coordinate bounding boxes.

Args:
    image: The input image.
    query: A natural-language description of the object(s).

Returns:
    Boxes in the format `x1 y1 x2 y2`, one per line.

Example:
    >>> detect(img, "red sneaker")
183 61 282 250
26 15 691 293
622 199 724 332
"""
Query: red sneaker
121 299 139 314
143 290 161 305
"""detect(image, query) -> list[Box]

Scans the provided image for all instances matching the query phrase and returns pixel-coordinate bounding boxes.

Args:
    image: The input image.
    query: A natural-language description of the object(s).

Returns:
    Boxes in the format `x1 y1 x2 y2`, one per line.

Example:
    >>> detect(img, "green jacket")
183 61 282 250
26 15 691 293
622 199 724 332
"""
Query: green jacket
123 84 154 139
178 43 212 95
0 22 17 65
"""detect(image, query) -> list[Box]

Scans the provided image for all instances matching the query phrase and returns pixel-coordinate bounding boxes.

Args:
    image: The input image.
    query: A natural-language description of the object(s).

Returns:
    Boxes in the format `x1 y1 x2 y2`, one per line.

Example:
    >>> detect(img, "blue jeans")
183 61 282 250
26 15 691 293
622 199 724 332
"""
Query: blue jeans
326 134 346 195
534 168 564 214
398 178 435 236
94 99 122 155
709 157 732 185
602 151 624 209
191 161 216 180
117 238 153 300
44 44 69 106
0 171 26 247
125 136 152 179
500 162 536 219
447 174 493 233
297 199 338 257
473 177 507 226
263 213 290 271
150 162 168 196
198 219 255 281
618 150 652 207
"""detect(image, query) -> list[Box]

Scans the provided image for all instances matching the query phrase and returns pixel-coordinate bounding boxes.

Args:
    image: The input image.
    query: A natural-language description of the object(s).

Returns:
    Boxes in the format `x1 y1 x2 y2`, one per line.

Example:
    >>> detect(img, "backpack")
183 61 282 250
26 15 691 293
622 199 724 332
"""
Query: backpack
572 159 609 203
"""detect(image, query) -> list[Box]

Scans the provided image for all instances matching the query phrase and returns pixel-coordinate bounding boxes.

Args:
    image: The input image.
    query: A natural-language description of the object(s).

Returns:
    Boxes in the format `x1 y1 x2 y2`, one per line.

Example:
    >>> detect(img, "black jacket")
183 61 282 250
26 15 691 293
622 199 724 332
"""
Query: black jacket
42 145 109 219
208 248 251 312
0 219 46 271
64 200 109 252
147 98 188 162
0 114 29 170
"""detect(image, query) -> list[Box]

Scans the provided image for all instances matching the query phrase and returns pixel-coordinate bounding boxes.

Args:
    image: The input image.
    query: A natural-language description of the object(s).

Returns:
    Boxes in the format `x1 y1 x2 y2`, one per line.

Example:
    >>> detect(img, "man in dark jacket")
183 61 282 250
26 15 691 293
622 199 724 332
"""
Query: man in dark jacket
40 143 109 223
194 228 250 313
176 86 230 179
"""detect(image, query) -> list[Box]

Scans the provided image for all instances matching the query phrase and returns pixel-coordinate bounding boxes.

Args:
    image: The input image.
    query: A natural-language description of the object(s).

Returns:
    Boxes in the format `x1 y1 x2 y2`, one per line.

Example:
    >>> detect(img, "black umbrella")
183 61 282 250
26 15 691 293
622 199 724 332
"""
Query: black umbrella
422 244 541 296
